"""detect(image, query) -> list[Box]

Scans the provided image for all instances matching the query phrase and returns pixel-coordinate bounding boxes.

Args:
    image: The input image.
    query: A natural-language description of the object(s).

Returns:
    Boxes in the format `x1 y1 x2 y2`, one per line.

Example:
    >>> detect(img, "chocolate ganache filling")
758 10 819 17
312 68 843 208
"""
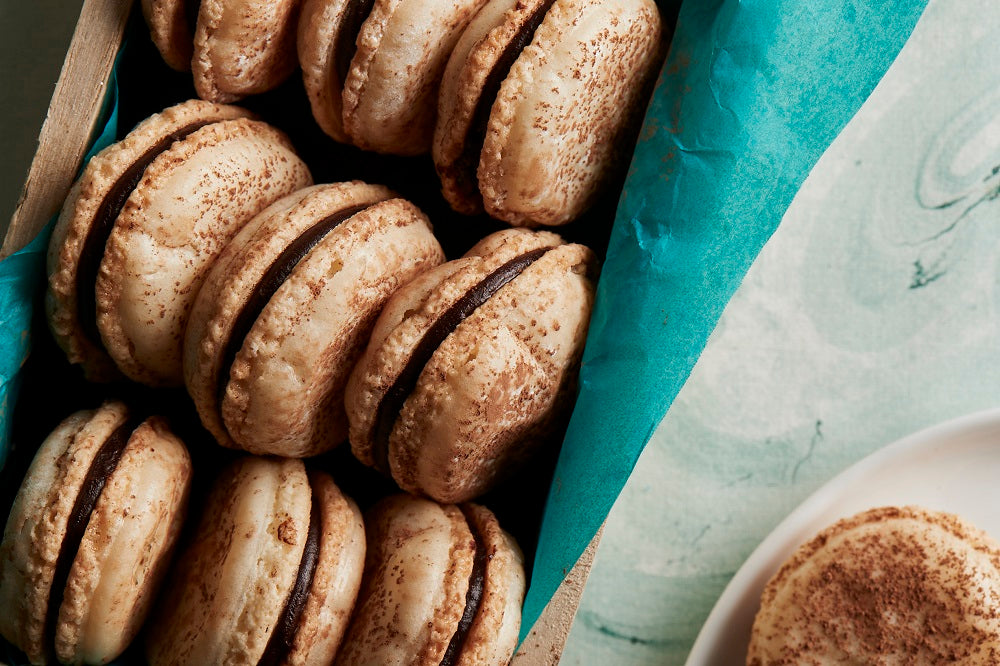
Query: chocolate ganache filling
44 414 140 655
76 120 212 350
216 203 372 413
370 246 553 473
333 0 378 93
257 483 322 666
440 505 489 666
447 0 557 203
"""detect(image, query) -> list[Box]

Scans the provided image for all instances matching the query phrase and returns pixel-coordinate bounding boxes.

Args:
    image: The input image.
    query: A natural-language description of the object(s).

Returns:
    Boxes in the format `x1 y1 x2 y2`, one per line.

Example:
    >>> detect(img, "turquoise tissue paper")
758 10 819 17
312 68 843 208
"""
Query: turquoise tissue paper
520 0 929 638
0 66 119 471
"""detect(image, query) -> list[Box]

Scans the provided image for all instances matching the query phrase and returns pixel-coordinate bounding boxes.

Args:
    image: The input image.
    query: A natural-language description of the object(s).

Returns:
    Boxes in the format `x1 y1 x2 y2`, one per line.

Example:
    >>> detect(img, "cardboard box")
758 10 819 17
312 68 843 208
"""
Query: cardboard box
1 0 603 662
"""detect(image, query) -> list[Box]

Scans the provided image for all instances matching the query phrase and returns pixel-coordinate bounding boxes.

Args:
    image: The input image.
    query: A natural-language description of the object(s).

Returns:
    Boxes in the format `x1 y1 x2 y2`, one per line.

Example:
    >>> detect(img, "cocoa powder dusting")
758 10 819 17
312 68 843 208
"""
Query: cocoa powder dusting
749 507 1000 664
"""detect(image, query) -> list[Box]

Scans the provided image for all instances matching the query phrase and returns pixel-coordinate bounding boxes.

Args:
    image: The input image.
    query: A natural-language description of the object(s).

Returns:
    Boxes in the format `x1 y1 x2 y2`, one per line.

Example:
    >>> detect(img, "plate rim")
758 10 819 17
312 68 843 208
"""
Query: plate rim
685 406 1000 665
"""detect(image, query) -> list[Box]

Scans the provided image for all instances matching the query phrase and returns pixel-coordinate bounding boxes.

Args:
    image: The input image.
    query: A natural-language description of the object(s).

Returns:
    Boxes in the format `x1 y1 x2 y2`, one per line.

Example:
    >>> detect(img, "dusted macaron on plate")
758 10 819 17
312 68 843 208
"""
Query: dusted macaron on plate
0 401 192 665
184 181 444 458
46 99 312 387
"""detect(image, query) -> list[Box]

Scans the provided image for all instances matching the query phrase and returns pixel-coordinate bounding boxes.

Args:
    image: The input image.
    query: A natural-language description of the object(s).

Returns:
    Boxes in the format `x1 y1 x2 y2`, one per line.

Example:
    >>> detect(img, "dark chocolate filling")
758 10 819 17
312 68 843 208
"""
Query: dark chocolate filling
215 203 371 413
440 505 489 666
256 482 322 666
447 0 557 202
76 120 212 351
333 0 378 94
44 415 139 656
370 246 553 473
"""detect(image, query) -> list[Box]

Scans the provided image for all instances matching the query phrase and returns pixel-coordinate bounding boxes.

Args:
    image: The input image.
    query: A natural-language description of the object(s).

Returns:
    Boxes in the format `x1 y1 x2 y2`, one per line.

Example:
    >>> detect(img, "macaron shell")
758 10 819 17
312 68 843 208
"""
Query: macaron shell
221 194 444 457
141 0 194 71
286 472 366 665
96 118 312 387
192 0 303 102
297 0 354 143
46 100 252 382
54 417 192 665
184 182 394 451
454 503 525 665
433 0 546 214
478 0 663 226
341 0 489 155
334 496 475 666
344 228 567 479
0 403 128 664
748 506 1000 664
391 242 595 502
146 457 311 666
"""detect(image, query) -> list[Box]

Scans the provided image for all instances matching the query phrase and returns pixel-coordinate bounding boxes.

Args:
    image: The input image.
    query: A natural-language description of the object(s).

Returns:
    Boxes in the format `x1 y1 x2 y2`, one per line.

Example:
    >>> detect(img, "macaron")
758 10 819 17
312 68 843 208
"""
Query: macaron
433 0 664 226
345 228 595 503
142 0 303 100
146 456 366 666
46 99 313 386
183 181 445 458
297 0 489 154
335 494 525 666
193 0 305 102
0 401 192 665
141 0 197 71
747 506 1000 665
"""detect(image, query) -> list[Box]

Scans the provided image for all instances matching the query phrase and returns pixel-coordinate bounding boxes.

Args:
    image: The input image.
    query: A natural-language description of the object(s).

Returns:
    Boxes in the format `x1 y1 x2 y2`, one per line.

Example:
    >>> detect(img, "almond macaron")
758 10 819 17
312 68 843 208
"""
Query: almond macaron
433 0 664 226
146 456 366 666
335 494 525 666
0 401 192 665
192 0 305 102
183 182 445 458
345 228 595 503
46 99 312 386
748 506 1000 664
141 0 198 72
143 0 304 100
297 0 489 154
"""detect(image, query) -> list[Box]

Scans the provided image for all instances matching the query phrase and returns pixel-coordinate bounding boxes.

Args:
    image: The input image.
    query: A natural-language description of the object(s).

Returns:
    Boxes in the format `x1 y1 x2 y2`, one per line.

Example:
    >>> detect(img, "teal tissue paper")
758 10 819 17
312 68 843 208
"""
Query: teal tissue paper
519 0 929 640
0 59 119 471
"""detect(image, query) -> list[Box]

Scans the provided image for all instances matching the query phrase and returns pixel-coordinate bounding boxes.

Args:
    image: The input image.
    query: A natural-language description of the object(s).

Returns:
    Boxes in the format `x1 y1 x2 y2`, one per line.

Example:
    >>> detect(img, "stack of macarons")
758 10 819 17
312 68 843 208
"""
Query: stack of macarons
18 81 601 660
0 413 526 665
7 0 667 656
143 0 665 226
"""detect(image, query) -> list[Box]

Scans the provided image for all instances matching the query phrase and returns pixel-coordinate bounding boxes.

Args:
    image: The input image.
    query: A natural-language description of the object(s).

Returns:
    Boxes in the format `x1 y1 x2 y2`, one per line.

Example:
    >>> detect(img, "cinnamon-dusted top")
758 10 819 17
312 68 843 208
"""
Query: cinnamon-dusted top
747 506 1000 665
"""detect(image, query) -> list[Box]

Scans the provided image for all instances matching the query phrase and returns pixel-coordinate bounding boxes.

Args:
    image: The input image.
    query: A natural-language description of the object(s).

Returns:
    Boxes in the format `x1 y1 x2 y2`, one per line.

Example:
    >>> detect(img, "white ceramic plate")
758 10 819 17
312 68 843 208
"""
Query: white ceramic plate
686 407 1000 665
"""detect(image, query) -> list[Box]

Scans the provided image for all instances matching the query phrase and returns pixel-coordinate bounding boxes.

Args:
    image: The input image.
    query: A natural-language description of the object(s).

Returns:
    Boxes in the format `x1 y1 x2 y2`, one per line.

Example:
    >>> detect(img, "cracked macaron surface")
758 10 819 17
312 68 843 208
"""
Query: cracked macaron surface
335 495 524 666
346 228 595 503
434 0 664 226
146 457 365 666
183 181 445 458
0 401 192 666
298 0 489 154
